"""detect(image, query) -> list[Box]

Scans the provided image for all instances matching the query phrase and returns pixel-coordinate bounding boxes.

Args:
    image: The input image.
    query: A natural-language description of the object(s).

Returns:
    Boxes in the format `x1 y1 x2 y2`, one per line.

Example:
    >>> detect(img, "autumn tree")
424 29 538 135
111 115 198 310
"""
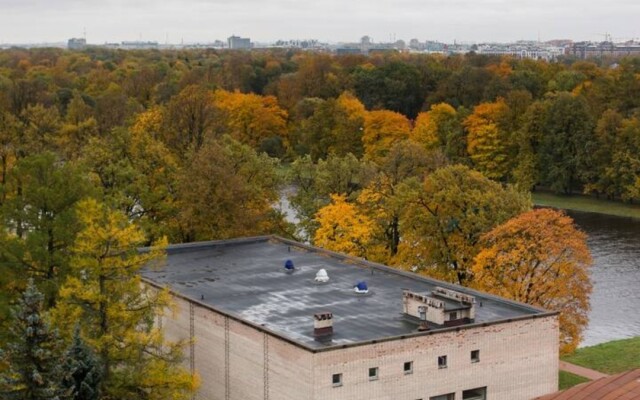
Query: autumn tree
357 140 446 261
164 84 216 153
464 99 512 181
314 194 377 258
53 199 196 400
213 89 288 153
412 103 458 150
0 280 66 400
472 208 592 354
81 115 180 242
177 136 285 242
362 110 411 163
288 153 370 240
397 165 530 284
330 92 367 157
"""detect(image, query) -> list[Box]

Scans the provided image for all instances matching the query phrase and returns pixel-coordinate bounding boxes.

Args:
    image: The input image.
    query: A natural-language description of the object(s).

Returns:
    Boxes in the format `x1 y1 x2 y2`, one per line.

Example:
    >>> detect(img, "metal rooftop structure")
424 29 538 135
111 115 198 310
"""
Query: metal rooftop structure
141 236 554 351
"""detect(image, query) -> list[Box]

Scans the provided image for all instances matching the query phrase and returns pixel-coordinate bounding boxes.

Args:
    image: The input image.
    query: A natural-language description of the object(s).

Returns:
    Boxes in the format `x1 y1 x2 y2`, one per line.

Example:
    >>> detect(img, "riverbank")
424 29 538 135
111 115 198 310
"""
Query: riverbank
532 192 640 219
557 336 640 390
562 336 640 375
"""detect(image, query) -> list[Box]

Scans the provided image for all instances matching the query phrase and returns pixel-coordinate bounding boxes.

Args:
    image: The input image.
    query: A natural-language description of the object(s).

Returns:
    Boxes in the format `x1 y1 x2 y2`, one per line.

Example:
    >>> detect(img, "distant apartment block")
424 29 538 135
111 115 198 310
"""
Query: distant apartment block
120 41 159 50
228 35 252 49
477 42 565 61
67 38 87 50
567 41 640 59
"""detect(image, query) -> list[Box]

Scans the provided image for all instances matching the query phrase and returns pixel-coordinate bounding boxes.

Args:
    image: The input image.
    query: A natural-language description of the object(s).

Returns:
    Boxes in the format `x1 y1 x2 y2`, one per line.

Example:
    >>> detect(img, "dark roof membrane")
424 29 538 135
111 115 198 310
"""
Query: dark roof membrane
141 236 552 350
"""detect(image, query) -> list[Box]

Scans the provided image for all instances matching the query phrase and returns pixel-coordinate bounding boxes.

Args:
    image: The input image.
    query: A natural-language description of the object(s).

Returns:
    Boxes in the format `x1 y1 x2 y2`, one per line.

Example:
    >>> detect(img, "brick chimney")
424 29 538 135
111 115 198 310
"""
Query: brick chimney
313 312 333 338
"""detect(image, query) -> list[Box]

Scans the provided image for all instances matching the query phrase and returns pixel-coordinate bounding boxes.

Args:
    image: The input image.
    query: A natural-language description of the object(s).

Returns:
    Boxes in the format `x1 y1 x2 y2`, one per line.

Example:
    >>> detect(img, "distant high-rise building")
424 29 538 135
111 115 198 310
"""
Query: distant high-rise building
227 35 251 50
67 38 86 50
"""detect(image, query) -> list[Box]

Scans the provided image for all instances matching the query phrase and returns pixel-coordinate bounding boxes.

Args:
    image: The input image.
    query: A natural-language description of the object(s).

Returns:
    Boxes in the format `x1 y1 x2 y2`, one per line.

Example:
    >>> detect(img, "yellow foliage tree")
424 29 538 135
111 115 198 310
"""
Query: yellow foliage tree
411 103 457 150
464 99 511 180
314 194 378 259
330 91 367 156
471 208 592 354
362 110 411 163
53 199 197 399
214 89 288 149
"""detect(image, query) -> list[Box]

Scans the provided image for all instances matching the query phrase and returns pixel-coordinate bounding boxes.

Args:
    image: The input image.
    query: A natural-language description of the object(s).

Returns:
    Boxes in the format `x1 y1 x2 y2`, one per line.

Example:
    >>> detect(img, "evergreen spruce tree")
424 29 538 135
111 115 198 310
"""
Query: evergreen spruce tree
61 327 101 400
0 279 67 400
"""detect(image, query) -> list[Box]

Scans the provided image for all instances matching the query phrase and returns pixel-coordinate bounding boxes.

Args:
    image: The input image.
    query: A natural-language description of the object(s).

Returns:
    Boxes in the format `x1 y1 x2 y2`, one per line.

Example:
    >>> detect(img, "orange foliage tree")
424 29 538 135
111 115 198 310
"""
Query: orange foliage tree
362 110 411 163
213 90 288 150
471 208 592 354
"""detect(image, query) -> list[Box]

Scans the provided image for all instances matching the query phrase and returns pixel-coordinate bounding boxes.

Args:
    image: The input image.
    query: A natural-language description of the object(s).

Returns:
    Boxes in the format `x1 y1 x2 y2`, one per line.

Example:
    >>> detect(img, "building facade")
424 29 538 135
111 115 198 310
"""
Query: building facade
67 38 86 50
143 236 559 400
228 35 251 49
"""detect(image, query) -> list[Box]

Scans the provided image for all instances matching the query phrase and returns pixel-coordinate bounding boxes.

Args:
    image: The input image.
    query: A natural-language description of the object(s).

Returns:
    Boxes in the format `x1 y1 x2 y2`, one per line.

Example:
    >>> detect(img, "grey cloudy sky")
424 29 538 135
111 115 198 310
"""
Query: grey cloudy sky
1 0 639 44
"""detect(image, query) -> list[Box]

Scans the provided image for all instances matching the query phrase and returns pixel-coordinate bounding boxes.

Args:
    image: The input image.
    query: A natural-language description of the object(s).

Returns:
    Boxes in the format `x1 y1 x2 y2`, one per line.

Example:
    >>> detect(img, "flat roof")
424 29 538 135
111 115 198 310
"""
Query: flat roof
141 236 553 351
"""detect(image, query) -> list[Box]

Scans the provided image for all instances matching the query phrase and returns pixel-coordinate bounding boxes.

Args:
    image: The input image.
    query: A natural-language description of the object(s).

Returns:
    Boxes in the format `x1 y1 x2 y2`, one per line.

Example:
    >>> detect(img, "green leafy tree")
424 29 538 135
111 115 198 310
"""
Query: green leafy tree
0 152 94 305
0 279 67 400
538 93 595 194
397 165 530 284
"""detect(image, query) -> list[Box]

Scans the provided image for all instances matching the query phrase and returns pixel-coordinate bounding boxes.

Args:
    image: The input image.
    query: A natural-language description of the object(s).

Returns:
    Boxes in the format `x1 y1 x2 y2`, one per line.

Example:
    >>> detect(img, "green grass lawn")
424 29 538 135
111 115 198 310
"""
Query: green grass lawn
532 192 640 219
562 336 640 374
558 370 590 390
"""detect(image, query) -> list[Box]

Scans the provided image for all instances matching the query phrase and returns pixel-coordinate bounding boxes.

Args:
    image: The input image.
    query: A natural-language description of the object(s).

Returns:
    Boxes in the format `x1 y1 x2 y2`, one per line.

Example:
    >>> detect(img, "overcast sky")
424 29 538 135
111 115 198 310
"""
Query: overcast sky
1 0 639 44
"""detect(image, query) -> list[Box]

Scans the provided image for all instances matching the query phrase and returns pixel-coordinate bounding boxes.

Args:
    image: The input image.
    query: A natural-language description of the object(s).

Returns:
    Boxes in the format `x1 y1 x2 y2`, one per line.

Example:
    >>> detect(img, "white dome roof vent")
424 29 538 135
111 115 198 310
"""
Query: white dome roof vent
315 269 329 283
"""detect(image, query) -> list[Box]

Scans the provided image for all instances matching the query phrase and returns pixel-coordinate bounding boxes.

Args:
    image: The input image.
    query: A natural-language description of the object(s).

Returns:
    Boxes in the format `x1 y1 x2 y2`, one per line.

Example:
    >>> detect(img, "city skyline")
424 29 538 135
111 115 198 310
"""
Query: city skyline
1 0 639 45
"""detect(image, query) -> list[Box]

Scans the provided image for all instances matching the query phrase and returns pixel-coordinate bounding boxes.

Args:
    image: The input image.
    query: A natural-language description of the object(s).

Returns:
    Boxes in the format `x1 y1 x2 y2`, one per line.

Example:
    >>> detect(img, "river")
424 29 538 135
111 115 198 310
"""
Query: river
566 210 640 347
276 192 640 347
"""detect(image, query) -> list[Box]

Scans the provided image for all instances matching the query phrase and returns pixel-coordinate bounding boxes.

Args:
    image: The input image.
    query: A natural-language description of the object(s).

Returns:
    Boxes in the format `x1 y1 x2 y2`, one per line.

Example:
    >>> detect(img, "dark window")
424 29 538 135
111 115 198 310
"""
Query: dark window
438 355 447 369
430 394 455 400
404 361 413 374
369 367 379 380
449 311 457 320
463 387 486 400
332 373 342 387
471 350 480 363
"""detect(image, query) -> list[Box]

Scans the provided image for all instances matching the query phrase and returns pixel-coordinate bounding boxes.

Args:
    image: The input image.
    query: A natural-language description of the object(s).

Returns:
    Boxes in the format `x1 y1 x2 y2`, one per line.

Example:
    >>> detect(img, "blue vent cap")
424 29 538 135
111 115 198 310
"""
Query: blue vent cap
355 281 368 291
284 259 295 270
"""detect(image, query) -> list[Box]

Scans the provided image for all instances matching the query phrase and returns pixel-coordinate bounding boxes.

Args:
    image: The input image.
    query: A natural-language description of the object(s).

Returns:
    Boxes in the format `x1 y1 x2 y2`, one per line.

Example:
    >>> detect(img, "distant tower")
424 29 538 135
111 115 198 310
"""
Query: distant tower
68 36 87 50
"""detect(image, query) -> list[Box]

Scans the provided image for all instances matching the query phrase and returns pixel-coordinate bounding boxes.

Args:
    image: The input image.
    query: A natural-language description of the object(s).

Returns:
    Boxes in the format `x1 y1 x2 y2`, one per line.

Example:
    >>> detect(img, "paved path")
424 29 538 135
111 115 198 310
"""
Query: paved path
559 360 610 380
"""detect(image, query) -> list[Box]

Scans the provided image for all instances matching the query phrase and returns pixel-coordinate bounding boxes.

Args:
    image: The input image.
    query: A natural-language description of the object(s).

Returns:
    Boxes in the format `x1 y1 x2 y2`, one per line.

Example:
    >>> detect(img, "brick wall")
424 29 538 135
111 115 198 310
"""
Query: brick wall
162 296 314 400
162 294 557 400
313 316 559 400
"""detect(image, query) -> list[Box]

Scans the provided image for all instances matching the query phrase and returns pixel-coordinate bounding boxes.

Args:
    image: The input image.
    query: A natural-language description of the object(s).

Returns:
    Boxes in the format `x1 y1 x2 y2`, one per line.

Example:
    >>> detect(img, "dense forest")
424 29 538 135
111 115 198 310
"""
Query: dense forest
1 47 637 398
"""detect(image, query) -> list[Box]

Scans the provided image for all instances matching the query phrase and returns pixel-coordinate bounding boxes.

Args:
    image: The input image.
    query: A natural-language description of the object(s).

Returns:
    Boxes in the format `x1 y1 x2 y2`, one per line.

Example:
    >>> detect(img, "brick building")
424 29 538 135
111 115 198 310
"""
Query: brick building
142 236 559 400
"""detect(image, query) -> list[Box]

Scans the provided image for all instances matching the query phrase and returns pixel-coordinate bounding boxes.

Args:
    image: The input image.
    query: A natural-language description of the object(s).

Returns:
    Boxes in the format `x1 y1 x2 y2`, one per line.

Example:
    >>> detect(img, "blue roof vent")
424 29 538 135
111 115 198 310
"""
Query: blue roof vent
284 259 295 270
354 281 369 294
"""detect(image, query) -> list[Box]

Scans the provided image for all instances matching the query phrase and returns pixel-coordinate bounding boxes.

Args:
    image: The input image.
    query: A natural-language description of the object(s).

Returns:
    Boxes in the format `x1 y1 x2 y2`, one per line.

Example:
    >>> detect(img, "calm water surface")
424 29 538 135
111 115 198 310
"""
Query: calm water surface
567 210 640 347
